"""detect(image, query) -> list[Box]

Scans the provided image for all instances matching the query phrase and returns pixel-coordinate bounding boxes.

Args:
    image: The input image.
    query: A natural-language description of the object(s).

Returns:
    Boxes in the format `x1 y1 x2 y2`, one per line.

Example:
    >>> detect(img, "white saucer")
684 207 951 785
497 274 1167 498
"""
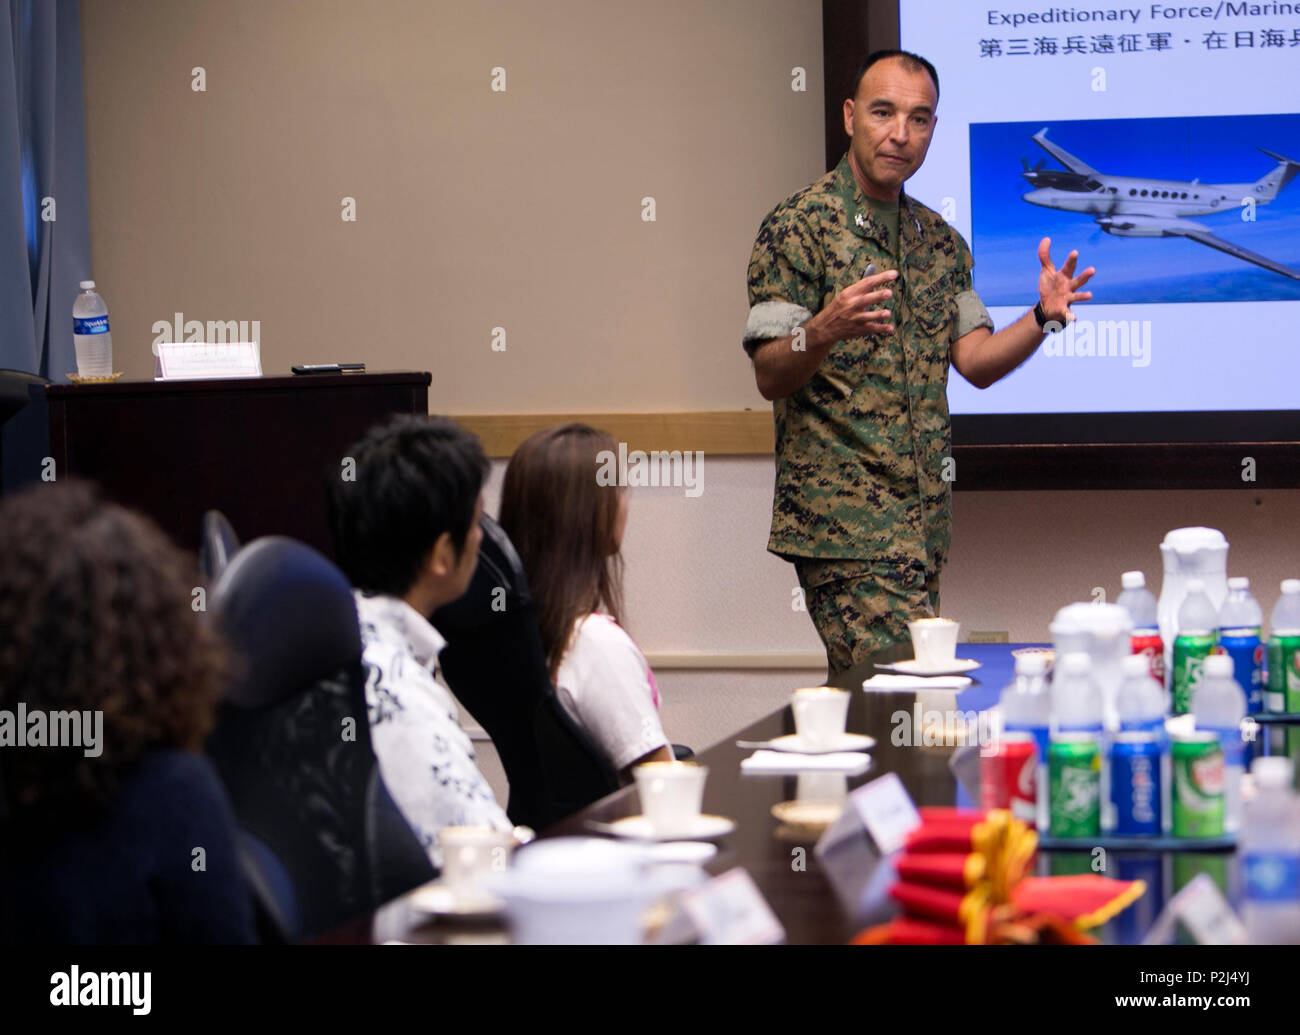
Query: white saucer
766 733 876 754
876 658 982 676
770 799 844 828
605 814 736 842
408 881 504 919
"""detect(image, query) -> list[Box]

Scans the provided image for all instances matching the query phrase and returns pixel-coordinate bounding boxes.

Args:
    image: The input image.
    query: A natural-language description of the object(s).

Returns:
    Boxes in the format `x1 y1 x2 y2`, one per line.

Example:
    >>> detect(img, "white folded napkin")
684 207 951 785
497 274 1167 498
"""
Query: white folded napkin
740 750 872 774
861 674 973 691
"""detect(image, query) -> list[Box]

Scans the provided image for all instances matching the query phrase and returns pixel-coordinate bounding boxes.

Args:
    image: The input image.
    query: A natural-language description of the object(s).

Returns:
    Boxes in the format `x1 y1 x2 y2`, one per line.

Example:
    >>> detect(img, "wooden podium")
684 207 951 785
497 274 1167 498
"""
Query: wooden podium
25 372 431 557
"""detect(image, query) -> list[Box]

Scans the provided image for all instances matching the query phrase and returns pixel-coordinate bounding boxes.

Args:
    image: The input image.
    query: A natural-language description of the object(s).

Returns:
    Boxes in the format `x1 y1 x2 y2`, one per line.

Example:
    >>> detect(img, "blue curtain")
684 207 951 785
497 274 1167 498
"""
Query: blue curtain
0 0 89 381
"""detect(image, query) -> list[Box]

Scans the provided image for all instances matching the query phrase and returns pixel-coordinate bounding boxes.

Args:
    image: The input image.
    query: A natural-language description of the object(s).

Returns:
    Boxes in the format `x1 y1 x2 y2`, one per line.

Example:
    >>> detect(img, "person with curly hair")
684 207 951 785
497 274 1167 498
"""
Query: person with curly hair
0 480 254 944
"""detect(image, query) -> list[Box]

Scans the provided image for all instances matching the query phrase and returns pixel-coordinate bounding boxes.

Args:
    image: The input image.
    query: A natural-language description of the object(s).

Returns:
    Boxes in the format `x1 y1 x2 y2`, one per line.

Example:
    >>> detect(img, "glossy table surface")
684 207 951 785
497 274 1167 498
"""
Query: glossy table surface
323 642 1245 945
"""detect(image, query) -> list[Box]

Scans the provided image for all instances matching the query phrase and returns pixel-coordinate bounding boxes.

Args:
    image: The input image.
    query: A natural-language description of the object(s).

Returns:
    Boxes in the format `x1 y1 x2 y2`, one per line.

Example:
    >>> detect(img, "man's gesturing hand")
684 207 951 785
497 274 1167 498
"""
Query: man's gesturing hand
1037 237 1095 328
802 267 899 348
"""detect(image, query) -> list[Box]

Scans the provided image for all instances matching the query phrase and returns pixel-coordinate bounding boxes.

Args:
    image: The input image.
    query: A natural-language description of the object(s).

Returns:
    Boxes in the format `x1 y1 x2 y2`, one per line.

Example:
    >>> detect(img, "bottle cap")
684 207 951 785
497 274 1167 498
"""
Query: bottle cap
79 280 95 290
1202 654 1233 678
1251 756 1294 787
1121 571 1145 589
1227 576 1249 591
1283 579 1300 595
1121 654 1151 677
1186 578 1205 593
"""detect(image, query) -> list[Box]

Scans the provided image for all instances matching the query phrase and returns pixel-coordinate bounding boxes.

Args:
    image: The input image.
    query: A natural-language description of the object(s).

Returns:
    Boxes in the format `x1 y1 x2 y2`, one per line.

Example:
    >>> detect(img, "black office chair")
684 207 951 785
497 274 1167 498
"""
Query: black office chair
432 515 620 830
0 369 51 496
198 509 240 583
206 536 433 941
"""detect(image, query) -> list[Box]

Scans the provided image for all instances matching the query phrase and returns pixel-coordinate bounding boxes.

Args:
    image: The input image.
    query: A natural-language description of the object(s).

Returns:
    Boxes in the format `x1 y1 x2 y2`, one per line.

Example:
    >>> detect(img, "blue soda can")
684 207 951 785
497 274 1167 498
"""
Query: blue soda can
1218 629 1265 714
1111 731 1163 836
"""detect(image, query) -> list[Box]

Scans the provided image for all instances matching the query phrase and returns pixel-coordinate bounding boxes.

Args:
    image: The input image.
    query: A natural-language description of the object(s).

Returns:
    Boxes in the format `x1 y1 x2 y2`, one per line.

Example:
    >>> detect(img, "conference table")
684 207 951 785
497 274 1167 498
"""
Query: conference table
322 641 1243 945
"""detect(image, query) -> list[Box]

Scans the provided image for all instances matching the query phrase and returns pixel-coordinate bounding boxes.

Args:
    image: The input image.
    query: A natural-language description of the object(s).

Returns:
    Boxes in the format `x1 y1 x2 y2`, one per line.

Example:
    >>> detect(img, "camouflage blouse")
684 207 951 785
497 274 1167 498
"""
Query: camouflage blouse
744 152 993 569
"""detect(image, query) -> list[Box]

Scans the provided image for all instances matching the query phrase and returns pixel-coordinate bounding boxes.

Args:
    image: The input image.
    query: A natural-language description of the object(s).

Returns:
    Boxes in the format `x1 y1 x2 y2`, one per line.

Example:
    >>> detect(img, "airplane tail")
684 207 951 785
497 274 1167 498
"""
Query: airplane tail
1251 149 1300 200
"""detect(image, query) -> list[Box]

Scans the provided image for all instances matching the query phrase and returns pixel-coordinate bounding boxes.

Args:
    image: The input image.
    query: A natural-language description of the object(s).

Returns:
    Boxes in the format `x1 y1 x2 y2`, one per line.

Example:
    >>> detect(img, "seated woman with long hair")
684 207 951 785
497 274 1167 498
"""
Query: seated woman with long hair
0 481 254 944
499 424 672 782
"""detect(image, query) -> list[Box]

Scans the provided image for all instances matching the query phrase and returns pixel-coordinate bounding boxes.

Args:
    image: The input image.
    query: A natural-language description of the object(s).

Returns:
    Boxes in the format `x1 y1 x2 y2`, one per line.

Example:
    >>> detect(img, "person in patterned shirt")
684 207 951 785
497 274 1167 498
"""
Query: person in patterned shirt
744 49 1095 676
330 415 511 867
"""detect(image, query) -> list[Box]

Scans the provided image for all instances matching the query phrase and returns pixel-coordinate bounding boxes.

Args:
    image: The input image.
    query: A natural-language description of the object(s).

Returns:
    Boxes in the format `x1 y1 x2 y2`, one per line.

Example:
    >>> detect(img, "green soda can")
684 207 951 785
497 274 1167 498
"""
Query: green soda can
1049 733 1100 838
1171 732 1224 838
1171 632 1216 714
1267 632 1300 713
1173 852 1229 898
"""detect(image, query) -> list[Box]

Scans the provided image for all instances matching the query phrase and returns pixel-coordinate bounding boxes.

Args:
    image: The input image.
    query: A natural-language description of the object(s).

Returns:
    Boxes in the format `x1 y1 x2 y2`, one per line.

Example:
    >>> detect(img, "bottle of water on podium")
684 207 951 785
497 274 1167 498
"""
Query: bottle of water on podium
1267 579 1300 715
72 281 113 377
1242 756 1300 944
1000 653 1052 829
1192 654 1246 834
1118 571 1164 686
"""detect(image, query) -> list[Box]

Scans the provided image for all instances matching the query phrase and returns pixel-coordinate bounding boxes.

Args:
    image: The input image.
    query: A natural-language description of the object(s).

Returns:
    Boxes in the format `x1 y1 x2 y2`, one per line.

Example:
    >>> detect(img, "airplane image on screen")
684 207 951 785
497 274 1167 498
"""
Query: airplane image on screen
1020 128 1300 280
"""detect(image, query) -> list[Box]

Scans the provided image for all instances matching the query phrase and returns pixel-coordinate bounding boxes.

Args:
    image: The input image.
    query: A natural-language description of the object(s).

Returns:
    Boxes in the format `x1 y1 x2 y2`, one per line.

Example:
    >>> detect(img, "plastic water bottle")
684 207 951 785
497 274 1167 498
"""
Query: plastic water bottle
1267 579 1300 715
1051 652 1105 733
1051 653 1111 832
1241 756 1300 944
72 281 113 376
1192 654 1246 834
1118 571 1164 686
1171 578 1218 716
1115 653 1168 730
1220 577 1265 715
1000 653 1052 829
1116 653 1171 832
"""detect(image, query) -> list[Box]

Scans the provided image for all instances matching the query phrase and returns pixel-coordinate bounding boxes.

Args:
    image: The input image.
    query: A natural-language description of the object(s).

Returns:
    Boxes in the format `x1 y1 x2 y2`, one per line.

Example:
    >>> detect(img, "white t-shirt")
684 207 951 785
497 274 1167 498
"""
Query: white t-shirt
554 613 669 774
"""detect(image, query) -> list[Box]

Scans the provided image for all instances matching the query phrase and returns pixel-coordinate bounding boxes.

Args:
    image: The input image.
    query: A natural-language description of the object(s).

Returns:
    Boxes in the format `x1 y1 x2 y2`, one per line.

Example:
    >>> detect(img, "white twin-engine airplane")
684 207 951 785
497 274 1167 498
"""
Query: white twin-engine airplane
1021 128 1300 281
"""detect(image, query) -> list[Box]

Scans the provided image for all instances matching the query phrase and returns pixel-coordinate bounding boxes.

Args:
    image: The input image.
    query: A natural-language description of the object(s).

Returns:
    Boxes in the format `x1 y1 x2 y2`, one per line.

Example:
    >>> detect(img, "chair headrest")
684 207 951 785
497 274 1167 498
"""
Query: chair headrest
0 369 50 425
432 514 532 634
212 537 361 708
199 509 241 583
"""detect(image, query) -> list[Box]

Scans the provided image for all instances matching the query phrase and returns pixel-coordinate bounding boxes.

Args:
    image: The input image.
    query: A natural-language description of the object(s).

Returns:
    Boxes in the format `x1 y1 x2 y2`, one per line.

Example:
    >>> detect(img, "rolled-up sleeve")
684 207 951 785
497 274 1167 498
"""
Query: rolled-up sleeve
950 260 994 342
743 209 824 356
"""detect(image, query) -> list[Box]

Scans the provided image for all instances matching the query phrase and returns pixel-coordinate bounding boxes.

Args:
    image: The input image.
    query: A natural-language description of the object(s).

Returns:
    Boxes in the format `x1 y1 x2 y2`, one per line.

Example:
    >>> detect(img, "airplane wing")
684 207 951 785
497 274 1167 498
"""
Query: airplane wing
1032 128 1099 176
1170 224 1300 281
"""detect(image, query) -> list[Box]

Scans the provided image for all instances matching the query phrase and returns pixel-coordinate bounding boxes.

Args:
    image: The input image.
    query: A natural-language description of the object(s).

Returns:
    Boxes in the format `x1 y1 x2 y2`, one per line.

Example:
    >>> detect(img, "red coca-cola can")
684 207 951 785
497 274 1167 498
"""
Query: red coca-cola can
1131 631 1165 684
980 731 1037 823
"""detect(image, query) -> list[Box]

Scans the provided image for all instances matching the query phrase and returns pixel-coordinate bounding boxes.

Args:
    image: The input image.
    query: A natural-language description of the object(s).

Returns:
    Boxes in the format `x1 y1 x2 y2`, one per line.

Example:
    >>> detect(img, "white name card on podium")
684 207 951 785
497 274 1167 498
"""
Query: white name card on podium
157 342 261 381
816 771 921 858
1141 872 1247 945
676 868 785 945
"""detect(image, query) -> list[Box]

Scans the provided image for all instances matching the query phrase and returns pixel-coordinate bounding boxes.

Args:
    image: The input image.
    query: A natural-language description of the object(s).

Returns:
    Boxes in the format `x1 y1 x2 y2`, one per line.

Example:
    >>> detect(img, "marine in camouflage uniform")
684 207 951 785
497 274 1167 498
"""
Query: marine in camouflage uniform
744 152 993 676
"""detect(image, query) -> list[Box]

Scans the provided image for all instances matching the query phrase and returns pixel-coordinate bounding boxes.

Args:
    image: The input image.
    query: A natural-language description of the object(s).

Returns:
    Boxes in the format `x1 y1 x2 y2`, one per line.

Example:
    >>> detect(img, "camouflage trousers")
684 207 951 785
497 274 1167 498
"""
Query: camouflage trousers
793 557 941 678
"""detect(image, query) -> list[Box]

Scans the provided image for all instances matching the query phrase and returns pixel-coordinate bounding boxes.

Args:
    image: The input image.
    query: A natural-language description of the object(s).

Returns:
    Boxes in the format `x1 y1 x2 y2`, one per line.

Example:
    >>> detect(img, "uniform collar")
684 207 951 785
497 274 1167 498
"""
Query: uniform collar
833 151 921 253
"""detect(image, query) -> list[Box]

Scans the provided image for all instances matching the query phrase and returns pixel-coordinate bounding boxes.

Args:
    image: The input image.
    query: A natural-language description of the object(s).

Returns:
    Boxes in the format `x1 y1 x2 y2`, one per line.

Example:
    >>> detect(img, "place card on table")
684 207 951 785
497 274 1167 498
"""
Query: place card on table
815 771 921 858
675 868 785 945
1141 872 1247 946
157 341 261 380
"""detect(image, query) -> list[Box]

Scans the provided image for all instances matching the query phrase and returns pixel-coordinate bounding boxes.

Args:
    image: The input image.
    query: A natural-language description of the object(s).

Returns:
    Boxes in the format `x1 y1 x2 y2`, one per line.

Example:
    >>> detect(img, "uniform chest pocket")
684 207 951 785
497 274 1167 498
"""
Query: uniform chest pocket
909 272 955 340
